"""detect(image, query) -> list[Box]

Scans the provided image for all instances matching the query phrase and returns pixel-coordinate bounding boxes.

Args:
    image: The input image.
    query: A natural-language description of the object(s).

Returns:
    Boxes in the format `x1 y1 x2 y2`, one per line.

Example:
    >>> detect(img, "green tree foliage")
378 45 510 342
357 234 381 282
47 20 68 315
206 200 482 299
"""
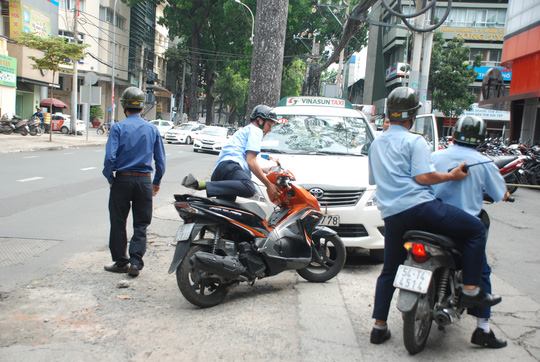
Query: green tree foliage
215 66 249 124
281 58 306 97
90 105 104 121
430 32 478 118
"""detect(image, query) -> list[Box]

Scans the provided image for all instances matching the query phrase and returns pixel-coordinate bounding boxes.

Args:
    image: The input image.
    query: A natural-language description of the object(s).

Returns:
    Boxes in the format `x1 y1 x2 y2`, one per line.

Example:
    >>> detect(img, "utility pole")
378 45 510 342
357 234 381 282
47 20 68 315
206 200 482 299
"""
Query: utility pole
70 0 80 135
111 0 118 124
336 1 351 98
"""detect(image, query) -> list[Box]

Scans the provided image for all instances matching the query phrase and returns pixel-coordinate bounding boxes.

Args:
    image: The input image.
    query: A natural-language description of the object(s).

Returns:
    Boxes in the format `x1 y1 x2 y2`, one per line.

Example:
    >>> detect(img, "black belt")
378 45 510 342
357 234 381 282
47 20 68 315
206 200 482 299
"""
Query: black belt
117 171 151 177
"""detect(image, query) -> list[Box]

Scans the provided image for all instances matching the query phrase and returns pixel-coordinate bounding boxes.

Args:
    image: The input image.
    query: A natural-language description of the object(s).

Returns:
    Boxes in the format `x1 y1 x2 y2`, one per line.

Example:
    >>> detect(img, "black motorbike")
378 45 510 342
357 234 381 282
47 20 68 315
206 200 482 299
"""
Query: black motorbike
27 115 43 136
169 164 346 308
0 114 29 135
394 199 513 354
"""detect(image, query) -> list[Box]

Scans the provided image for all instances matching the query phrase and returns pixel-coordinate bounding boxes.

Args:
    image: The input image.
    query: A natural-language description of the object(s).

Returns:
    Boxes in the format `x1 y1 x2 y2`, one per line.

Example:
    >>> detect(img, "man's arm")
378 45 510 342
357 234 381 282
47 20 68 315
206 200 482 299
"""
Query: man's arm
102 125 120 184
415 163 468 185
152 130 166 195
246 151 279 201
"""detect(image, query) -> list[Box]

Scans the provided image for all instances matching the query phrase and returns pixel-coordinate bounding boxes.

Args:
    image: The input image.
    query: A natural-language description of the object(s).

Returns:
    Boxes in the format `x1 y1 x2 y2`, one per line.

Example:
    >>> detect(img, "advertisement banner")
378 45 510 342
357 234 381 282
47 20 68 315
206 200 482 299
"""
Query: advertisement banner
9 0 23 39
22 5 51 37
473 66 512 82
0 55 18 88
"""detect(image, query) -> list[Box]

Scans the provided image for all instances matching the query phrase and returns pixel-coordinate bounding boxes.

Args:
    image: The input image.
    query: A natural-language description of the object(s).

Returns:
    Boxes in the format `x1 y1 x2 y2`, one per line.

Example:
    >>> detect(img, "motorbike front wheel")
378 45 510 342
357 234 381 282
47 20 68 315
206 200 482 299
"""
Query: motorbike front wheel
97 127 105 135
176 245 229 308
297 234 346 283
19 128 28 136
402 280 435 355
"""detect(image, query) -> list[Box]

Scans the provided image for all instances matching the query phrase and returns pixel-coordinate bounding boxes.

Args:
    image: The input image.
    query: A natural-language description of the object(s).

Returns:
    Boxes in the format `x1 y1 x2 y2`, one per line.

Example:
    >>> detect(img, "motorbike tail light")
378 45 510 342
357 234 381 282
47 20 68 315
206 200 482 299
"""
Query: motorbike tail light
174 201 200 215
404 242 430 263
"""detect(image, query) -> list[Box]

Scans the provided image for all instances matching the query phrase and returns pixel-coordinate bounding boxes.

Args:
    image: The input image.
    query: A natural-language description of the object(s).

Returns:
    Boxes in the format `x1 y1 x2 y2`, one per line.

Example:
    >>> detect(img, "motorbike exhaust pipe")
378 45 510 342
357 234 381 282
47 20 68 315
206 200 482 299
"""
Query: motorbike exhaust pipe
190 251 246 279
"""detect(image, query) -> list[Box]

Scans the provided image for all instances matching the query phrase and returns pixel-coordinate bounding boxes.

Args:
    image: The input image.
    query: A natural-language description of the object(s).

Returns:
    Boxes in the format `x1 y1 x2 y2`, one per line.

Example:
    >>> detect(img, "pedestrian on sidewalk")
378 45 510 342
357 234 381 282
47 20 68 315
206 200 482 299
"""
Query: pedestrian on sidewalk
33 107 44 128
102 87 166 278
432 115 508 348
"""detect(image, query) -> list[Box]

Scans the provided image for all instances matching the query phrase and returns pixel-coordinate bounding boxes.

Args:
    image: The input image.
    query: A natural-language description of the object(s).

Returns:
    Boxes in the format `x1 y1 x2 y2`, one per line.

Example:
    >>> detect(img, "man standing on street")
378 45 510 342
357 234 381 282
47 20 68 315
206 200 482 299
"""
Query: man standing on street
102 87 166 277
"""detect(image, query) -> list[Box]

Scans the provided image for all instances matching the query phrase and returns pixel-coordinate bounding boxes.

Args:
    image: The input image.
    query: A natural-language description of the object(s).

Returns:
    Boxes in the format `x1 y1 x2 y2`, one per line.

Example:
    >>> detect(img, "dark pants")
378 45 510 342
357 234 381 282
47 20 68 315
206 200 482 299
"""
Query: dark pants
206 161 256 201
372 199 486 321
108 175 153 268
468 210 492 319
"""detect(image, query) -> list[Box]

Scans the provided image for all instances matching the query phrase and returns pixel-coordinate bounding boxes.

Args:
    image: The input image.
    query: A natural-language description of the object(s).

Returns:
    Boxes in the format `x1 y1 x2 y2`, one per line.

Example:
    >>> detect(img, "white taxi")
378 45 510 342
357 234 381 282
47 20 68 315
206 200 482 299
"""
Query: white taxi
249 96 385 259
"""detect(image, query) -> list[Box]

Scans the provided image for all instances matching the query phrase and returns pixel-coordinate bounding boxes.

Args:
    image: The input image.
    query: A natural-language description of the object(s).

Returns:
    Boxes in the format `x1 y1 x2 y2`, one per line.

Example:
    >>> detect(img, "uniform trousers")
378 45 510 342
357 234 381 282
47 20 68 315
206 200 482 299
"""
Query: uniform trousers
206 160 256 201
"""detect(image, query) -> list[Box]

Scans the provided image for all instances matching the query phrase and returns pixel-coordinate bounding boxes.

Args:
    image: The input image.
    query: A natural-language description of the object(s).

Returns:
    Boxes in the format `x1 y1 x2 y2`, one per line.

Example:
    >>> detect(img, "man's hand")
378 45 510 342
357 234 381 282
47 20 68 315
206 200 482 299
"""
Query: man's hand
265 183 280 202
449 162 468 181
152 184 160 196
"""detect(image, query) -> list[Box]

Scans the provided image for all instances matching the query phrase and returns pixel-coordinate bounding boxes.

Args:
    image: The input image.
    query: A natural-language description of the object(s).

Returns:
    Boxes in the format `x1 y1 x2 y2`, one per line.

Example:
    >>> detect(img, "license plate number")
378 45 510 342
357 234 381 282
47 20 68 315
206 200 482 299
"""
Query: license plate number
175 223 194 242
319 215 340 227
393 265 432 294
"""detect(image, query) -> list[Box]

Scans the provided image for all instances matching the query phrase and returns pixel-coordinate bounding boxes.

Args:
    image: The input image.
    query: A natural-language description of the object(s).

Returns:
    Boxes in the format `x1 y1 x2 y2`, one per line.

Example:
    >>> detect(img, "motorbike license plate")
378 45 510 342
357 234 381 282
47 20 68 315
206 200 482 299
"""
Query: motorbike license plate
319 214 340 227
393 265 432 294
175 223 194 242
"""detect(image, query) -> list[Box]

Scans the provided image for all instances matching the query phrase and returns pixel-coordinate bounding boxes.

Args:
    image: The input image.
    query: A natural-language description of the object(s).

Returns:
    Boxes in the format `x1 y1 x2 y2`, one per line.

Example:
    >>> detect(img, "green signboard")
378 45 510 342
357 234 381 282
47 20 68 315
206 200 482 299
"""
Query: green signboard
0 55 17 88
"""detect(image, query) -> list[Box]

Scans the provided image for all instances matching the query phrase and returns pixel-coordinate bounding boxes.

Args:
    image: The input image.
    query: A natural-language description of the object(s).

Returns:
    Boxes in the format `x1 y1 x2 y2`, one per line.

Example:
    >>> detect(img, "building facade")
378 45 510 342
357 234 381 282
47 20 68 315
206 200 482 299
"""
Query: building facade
1 0 60 119
363 0 510 136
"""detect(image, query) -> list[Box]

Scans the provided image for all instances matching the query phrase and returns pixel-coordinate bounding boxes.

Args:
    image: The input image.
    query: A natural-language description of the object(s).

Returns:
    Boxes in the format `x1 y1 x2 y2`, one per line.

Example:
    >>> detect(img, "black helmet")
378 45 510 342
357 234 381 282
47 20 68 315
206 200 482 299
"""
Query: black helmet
453 115 486 147
120 87 145 110
387 87 421 122
249 104 278 123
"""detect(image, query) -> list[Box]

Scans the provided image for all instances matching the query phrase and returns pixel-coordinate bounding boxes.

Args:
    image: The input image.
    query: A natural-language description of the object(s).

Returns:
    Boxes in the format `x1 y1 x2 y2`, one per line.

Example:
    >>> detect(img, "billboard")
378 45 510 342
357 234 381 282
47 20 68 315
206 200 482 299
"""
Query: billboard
9 0 58 38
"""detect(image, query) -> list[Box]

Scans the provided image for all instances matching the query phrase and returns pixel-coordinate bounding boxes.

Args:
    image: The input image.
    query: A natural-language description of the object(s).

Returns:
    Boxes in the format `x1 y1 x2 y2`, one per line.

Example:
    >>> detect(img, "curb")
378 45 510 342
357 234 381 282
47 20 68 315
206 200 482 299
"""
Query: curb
0 141 106 154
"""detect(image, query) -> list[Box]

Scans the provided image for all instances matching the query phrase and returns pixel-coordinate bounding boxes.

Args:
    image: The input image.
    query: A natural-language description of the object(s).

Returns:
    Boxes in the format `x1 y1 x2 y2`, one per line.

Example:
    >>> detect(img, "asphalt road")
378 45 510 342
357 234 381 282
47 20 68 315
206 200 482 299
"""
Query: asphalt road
0 143 217 290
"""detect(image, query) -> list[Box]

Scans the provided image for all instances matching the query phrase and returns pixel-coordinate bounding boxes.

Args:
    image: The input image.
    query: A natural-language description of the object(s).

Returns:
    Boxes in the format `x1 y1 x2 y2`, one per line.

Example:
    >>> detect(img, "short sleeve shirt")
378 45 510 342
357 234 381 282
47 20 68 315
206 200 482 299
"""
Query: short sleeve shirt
216 124 263 173
368 125 436 218
432 144 506 216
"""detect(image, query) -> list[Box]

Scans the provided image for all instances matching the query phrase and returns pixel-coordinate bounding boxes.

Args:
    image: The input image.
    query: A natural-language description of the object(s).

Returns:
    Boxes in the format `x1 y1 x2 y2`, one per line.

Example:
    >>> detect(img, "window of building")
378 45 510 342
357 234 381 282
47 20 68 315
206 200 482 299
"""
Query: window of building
435 7 506 28
469 48 501 66
59 29 85 44
99 6 126 30
60 0 85 11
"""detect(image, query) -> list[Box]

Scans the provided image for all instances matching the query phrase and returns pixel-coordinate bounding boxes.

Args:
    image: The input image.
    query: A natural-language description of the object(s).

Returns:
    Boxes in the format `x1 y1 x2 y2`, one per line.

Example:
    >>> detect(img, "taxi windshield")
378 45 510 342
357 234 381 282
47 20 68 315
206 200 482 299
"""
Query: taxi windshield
261 115 373 156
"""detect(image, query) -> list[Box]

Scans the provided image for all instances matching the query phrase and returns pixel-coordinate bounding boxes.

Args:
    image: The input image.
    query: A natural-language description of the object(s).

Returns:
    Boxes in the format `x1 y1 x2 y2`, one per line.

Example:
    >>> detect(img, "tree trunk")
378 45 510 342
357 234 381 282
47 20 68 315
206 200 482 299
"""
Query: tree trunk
188 26 201 123
204 69 215 125
302 64 321 96
247 0 289 114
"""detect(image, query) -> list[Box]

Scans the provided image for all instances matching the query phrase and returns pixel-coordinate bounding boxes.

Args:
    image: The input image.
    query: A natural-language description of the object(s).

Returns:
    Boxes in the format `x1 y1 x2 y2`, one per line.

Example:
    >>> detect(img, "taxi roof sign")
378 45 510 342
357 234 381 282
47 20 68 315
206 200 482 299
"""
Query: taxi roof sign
278 96 353 109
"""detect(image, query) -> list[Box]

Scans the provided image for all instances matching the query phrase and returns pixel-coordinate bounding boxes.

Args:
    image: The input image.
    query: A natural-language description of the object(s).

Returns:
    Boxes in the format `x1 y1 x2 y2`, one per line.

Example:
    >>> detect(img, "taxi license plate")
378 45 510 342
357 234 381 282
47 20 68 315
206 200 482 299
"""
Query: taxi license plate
175 223 194 242
393 265 432 294
319 215 340 227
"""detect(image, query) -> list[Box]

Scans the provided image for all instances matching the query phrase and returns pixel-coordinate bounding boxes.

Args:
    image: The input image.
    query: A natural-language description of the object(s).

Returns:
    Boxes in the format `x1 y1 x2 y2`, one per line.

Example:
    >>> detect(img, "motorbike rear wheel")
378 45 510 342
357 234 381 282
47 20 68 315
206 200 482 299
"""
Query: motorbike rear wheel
506 173 519 194
177 245 229 308
296 234 346 283
402 280 435 355
19 128 28 136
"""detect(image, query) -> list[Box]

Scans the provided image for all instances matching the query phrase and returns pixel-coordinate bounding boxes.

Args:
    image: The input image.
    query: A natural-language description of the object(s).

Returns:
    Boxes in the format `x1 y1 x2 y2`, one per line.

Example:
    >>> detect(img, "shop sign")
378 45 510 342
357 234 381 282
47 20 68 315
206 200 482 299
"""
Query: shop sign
0 55 18 88
385 62 409 81
462 103 510 121
473 66 511 81
441 26 504 41
9 0 52 38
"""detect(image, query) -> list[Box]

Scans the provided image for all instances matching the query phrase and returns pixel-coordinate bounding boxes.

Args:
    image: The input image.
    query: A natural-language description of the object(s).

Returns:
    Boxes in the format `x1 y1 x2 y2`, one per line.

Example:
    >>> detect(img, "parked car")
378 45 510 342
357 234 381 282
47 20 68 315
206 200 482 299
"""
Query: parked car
149 119 174 137
51 113 86 134
192 126 230 153
239 96 437 261
165 122 205 144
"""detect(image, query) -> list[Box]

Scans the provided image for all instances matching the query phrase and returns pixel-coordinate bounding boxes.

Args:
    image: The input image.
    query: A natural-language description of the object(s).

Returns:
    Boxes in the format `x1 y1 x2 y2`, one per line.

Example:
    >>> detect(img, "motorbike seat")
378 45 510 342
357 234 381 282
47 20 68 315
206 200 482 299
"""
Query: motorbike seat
211 199 267 220
403 230 456 249
491 155 518 168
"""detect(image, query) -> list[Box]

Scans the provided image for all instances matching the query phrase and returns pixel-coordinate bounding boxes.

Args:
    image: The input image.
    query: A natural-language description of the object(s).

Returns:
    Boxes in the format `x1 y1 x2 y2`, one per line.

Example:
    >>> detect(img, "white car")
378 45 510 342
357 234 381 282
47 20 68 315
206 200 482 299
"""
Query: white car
51 113 86 134
149 119 174 137
165 122 205 144
242 97 438 260
193 126 230 153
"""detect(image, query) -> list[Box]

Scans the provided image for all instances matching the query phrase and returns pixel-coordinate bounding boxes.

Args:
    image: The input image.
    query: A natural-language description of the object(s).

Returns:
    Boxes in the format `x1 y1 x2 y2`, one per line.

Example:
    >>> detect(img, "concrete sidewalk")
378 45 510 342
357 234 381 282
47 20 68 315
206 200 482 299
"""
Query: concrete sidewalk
0 131 107 153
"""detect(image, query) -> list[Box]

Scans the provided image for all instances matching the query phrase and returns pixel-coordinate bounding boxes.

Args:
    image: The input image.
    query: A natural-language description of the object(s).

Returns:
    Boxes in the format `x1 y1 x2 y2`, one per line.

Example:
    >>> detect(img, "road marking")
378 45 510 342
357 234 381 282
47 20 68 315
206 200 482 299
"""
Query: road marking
80 167 96 171
63 152 74 155
17 177 44 182
23 156 39 159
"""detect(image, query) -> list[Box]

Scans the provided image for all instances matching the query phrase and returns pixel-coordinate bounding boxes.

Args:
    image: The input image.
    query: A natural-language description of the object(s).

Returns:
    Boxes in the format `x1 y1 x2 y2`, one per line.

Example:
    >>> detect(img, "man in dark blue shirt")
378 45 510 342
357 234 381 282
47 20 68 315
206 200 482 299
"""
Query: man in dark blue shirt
103 87 166 277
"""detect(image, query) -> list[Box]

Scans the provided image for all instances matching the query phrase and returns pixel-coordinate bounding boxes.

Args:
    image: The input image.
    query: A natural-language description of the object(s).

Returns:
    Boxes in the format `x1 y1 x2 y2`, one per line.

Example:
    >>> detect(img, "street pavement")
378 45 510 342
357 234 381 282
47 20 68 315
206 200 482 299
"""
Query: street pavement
0 140 539 361
0 129 107 154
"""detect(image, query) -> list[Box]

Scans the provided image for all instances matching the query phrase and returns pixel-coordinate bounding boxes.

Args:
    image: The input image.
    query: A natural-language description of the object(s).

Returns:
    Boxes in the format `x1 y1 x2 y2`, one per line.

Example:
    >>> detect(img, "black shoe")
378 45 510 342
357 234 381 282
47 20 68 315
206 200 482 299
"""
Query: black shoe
182 173 199 190
370 327 391 344
128 264 140 277
104 262 128 273
460 289 502 309
471 328 507 349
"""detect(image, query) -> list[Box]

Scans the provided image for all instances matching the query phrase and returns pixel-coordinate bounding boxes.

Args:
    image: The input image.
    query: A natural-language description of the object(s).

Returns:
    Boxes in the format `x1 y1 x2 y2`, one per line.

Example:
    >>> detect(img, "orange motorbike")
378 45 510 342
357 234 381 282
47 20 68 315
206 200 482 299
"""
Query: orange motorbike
169 157 346 307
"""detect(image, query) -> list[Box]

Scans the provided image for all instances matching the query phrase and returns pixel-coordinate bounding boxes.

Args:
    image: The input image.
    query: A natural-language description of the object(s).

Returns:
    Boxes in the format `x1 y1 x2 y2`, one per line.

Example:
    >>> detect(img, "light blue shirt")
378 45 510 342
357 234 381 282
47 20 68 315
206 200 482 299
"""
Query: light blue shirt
216 124 263 173
368 125 436 218
432 144 506 216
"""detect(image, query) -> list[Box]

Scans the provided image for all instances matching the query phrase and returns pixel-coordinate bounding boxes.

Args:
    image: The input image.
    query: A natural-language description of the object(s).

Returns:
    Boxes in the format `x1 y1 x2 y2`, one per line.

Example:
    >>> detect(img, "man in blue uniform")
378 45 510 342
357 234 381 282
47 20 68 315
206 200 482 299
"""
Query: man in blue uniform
103 87 166 277
368 87 501 344
432 115 508 348
182 105 279 202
